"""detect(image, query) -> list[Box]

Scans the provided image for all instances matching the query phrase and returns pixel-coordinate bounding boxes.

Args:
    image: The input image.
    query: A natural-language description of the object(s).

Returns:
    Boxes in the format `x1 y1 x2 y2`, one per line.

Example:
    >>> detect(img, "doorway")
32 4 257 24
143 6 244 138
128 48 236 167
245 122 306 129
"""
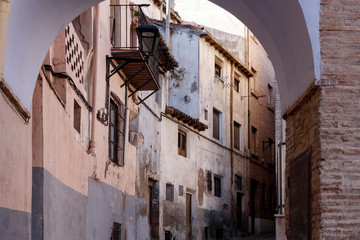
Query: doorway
186 193 192 240
250 179 258 234
236 192 243 230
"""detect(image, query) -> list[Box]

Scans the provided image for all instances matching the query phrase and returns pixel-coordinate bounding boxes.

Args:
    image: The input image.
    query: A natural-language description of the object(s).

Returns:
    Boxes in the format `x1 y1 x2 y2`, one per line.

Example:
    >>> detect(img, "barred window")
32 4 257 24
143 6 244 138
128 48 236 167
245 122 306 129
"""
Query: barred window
109 98 125 166
214 175 222 197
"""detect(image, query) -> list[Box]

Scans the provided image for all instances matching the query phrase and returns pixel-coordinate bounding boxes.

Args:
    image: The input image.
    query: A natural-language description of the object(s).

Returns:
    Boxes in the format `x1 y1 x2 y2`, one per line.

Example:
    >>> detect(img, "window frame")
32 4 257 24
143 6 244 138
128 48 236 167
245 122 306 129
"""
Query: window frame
166 183 174 202
214 56 223 79
109 97 126 166
234 121 242 150
213 108 222 141
178 129 187 157
234 74 240 93
214 175 222 198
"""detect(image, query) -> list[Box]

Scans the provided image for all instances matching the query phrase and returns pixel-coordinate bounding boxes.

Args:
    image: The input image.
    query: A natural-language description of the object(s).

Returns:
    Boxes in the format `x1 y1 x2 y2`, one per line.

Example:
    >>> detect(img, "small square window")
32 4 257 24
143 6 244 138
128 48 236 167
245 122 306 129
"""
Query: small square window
215 57 223 78
165 231 173 240
178 129 187 157
234 75 240 92
111 222 121 240
214 176 222 197
179 185 184 196
235 175 242 191
215 63 221 77
166 184 174 202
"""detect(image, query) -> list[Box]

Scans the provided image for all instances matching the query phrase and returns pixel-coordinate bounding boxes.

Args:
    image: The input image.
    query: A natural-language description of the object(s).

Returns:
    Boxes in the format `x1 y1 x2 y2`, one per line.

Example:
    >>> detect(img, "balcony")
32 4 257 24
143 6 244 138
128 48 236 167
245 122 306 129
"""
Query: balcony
109 4 160 94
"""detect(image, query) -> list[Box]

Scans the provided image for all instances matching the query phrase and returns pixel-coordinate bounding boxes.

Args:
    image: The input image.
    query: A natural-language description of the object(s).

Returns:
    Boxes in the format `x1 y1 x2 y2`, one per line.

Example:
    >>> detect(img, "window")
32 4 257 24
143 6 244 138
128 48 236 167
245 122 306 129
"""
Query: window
111 222 121 240
165 231 173 240
206 171 212 192
235 175 242 191
178 129 186 157
215 63 222 78
268 84 274 108
213 108 221 140
166 184 174 202
204 109 208 120
73 100 81 133
109 98 126 166
214 175 222 197
214 56 223 78
234 121 242 150
251 126 257 156
179 185 184 196
234 74 240 92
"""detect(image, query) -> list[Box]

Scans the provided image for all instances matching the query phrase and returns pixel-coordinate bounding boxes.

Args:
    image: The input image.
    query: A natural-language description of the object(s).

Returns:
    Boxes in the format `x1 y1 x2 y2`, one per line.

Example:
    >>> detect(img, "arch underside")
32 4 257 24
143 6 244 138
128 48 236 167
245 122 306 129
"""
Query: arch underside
4 0 317 113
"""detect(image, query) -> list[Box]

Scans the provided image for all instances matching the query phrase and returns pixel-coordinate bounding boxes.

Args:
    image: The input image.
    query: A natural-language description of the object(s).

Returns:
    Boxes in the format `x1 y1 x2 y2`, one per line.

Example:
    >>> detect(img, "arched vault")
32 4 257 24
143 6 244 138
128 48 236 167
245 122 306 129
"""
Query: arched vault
4 0 319 113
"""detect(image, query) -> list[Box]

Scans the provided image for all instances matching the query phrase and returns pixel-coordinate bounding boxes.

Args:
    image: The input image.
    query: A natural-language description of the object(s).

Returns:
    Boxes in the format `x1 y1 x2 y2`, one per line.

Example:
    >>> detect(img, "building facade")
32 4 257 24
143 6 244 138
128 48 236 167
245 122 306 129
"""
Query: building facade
0 0 279 239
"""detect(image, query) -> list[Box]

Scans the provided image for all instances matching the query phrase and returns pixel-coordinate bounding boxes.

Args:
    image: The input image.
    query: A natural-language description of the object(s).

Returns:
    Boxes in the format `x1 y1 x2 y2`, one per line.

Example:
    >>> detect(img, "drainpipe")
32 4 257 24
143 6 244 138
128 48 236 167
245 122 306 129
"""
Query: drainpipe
160 0 163 20
164 0 171 107
123 84 129 163
0 0 11 80
230 62 235 226
165 0 170 44
88 4 100 154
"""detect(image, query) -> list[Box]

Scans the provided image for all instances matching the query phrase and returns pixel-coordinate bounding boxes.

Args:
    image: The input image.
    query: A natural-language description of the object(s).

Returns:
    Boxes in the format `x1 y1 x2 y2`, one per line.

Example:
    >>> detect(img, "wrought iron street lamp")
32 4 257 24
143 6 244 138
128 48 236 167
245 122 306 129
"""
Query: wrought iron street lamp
136 24 160 60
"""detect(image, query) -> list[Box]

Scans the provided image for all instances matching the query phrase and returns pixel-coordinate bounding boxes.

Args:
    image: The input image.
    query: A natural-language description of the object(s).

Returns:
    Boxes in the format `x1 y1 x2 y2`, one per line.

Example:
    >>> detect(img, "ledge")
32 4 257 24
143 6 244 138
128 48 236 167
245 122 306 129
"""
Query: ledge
0 79 31 123
165 106 208 131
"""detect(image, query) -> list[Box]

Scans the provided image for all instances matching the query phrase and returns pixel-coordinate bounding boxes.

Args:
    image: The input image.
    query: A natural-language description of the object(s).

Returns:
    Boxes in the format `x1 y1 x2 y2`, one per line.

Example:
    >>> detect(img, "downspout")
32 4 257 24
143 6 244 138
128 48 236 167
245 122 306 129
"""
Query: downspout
0 0 11 80
88 4 100 154
230 62 235 226
160 0 163 20
123 83 129 163
165 0 171 107
165 0 171 44
246 27 251 152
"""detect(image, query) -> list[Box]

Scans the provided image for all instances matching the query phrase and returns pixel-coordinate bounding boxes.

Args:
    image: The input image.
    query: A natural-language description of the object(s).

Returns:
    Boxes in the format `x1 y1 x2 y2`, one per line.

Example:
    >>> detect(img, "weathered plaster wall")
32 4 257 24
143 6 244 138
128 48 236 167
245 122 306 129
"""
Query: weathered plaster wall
166 25 201 119
0 84 32 239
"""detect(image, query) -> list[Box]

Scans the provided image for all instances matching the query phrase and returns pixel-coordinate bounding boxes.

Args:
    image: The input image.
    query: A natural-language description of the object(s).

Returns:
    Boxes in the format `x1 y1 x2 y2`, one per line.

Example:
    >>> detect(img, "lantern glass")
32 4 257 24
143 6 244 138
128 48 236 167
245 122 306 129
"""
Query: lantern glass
136 25 160 57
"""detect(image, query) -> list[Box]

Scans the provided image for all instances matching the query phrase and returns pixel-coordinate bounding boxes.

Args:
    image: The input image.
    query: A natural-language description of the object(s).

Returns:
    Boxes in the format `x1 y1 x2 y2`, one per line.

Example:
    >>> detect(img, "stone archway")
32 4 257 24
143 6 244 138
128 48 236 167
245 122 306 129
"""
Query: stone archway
3 0 317 114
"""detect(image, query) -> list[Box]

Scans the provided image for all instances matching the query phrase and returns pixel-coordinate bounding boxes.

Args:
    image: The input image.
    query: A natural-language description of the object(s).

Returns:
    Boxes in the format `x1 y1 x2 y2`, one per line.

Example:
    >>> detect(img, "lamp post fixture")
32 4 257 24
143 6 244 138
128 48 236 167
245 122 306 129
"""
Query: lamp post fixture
136 24 160 61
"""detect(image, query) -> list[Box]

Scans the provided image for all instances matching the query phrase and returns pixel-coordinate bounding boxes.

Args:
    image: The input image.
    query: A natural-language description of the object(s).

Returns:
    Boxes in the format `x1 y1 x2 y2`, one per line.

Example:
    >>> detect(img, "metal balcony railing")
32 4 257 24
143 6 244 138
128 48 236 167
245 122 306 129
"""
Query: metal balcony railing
109 4 159 89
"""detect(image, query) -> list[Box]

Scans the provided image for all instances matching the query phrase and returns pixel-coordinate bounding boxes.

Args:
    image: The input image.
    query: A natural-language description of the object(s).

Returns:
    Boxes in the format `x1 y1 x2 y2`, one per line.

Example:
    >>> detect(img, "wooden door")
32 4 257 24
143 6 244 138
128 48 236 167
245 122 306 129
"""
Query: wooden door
237 193 243 230
186 193 192 240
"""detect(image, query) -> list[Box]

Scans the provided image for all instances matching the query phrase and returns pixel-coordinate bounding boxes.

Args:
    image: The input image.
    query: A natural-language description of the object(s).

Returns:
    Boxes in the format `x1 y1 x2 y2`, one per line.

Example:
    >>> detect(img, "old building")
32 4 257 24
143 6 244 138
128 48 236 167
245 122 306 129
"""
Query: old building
3 0 359 240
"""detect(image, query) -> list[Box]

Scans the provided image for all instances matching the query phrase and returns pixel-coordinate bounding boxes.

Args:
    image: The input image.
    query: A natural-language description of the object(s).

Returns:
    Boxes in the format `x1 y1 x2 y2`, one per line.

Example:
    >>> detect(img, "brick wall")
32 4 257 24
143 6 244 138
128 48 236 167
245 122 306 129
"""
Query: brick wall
318 0 360 238
285 0 360 239
284 86 321 239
